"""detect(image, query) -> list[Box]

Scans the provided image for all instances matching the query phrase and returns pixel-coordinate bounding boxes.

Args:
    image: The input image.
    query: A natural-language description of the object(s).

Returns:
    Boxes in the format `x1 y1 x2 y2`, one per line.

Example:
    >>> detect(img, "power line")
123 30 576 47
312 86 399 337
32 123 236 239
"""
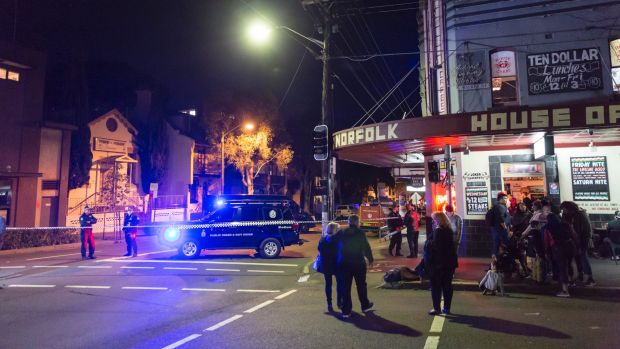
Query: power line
333 73 369 114
279 50 307 109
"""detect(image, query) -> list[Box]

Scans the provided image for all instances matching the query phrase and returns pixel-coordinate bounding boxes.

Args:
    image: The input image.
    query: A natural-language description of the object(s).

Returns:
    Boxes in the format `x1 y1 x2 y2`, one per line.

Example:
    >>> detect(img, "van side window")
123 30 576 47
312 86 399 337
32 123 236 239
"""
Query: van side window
262 207 283 220
282 208 294 220
232 207 260 221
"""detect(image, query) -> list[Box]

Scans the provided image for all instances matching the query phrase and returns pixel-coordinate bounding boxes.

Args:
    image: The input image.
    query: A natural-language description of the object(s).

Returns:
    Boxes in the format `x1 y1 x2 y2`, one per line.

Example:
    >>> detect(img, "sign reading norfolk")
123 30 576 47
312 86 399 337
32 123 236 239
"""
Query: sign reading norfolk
527 47 603 95
333 122 399 148
570 156 610 201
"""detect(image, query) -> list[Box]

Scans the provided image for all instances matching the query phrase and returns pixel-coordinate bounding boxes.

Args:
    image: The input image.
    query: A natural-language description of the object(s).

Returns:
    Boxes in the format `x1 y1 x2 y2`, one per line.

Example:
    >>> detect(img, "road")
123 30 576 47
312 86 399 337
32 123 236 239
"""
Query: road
1 231 619 349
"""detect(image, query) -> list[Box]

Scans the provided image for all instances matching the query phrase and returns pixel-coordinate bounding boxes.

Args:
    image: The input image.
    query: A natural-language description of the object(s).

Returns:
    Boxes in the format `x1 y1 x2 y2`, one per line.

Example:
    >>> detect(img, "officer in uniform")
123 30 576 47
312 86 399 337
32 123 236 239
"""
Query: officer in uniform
79 206 97 259
123 206 140 257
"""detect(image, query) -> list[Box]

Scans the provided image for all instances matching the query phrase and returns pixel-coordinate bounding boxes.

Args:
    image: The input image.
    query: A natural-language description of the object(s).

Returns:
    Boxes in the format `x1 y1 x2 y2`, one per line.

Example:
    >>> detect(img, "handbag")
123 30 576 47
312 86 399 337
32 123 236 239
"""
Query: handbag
312 254 322 273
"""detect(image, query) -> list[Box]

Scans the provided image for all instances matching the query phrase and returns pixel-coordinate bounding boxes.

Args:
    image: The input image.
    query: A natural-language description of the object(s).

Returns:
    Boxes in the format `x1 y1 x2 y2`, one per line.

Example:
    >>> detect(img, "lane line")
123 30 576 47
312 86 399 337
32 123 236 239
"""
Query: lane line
100 259 299 267
161 334 202 349
138 249 177 257
246 269 285 273
205 268 240 272
204 315 243 331
121 286 168 290
77 266 112 269
429 315 445 333
8 284 56 288
237 289 280 293
297 275 310 283
32 265 69 268
27 253 81 261
243 300 275 313
302 260 313 274
163 267 198 271
120 266 155 270
423 336 440 349
65 285 111 289
181 288 226 292
274 289 298 300
0 266 26 269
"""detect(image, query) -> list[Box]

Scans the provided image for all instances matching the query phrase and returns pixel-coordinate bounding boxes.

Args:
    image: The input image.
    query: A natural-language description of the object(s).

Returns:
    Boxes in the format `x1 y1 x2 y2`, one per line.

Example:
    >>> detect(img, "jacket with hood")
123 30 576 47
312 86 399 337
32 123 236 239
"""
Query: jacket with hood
337 225 374 266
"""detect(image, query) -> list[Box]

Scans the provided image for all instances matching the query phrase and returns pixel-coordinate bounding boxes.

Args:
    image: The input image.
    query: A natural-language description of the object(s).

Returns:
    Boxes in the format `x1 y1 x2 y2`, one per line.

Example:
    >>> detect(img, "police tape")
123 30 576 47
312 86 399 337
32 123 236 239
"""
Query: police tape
4 216 402 232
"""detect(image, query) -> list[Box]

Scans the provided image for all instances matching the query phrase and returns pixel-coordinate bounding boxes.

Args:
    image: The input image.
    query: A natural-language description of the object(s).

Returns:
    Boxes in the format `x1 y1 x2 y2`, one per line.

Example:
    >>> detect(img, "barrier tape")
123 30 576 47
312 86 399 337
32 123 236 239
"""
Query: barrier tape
5 217 402 232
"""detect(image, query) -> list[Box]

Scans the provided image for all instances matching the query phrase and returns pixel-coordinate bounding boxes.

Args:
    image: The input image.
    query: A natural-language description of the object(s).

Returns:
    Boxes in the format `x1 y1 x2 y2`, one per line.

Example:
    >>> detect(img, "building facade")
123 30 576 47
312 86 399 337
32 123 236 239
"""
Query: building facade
0 41 74 228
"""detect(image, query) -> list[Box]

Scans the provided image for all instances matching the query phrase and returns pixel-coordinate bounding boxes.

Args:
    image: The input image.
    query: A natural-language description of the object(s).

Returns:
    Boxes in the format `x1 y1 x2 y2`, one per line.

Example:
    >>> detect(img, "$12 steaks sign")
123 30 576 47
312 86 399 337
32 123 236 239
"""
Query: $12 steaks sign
527 48 603 95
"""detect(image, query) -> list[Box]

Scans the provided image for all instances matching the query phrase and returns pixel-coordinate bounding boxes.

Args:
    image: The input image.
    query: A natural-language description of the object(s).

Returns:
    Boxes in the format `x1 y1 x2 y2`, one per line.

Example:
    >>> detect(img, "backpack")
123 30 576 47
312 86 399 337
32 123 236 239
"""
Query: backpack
383 268 402 283
485 206 496 227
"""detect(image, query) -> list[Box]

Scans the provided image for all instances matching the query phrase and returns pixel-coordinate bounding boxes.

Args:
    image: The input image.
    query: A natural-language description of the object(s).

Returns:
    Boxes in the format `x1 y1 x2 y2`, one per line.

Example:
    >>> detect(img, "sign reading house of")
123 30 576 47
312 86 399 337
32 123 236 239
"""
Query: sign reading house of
527 48 603 95
333 102 620 150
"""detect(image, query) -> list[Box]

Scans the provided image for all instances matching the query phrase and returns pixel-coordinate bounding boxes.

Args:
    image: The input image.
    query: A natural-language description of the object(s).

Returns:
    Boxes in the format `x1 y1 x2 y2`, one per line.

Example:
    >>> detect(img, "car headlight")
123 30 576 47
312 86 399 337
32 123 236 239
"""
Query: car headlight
164 227 181 242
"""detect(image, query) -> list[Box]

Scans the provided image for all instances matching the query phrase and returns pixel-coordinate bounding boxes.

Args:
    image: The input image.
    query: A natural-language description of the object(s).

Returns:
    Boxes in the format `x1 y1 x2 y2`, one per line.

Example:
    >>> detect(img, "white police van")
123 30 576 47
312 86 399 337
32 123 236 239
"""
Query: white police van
160 196 303 259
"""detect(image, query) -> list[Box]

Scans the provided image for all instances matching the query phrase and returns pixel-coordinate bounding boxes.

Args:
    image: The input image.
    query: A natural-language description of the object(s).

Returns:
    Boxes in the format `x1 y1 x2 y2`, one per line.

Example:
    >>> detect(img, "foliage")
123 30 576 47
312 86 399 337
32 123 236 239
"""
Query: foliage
68 125 93 190
1 228 81 250
98 163 132 208
135 98 168 194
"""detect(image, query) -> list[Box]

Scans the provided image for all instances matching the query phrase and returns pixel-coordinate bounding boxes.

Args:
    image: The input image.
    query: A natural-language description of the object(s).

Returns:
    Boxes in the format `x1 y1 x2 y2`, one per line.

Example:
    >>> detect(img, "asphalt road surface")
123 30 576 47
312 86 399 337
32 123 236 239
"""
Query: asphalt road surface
1 232 619 349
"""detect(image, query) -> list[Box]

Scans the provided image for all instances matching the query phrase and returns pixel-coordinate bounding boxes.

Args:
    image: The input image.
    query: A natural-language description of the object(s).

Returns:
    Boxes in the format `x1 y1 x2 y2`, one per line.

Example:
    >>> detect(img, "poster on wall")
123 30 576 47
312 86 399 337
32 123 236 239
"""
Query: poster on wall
465 186 489 215
456 52 489 90
527 47 603 95
570 156 610 201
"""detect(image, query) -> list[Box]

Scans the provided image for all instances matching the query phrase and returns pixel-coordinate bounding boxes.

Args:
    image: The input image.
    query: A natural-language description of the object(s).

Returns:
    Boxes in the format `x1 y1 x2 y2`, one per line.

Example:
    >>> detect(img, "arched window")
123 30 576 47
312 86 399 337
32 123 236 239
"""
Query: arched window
610 39 620 92
490 49 518 106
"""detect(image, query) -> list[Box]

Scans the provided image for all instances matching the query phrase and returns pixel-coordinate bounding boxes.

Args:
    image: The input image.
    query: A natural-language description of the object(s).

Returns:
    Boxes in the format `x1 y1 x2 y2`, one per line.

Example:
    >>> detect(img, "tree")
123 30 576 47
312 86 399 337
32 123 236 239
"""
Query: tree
224 124 293 195
68 126 93 190
98 163 132 209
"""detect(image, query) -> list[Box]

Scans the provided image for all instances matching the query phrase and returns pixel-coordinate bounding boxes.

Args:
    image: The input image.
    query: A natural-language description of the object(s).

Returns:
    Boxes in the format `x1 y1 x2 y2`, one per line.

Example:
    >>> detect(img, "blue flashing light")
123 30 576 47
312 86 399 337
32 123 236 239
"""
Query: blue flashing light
216 199 225 207
164 227 181 242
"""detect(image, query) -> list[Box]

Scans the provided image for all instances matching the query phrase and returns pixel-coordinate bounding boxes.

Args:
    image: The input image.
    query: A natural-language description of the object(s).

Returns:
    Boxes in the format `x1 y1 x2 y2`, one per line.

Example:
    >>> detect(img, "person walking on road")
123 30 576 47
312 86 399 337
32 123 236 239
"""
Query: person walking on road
426 212 458 315
337 214 374 319
387 204 404 256
318 222 342 312
404 204 420 258
490 192 511 257
123 207 140 257
560 201 596 286
79 206 97 260
445 205 463 253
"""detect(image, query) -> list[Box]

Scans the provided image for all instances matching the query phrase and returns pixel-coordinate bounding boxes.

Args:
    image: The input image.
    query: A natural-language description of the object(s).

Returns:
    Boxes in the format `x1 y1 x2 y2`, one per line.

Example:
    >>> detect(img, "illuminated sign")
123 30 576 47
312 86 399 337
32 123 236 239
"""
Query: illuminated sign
570 156 610 201
527 48 603 94
333 122 399 148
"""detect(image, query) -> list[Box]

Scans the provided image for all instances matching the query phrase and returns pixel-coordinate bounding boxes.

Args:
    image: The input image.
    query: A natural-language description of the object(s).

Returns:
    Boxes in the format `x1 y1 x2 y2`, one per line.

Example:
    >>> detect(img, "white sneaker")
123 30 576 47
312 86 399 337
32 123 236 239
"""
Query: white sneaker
556 291 570 298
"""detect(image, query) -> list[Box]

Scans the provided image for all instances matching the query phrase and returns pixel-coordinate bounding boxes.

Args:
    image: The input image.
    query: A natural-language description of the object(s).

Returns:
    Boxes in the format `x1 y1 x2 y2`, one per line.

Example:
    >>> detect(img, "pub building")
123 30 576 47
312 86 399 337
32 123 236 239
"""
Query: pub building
333 1 620 257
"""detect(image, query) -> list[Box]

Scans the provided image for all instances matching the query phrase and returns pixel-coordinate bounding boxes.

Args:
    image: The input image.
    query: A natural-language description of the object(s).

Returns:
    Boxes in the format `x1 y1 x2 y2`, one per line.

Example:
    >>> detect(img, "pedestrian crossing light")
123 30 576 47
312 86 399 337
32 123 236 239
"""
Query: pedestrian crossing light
313 124 329 161
428 160 440 183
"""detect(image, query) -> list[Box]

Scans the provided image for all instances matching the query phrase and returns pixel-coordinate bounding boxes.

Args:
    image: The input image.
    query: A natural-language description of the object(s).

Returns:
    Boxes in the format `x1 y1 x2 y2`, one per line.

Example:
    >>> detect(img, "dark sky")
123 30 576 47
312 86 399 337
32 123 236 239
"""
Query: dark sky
0 0 419 132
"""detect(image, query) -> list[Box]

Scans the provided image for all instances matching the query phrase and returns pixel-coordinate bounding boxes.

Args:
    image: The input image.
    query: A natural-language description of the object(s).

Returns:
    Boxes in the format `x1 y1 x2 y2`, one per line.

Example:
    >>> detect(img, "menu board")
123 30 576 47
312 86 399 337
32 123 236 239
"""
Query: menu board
465 186 489 215
570 156 610 201
527 47 603 95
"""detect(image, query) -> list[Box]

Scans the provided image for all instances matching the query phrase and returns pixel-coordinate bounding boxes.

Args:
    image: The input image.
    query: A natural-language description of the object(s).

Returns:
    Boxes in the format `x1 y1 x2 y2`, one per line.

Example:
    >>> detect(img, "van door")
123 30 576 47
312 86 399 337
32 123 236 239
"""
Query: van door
227 206 261 248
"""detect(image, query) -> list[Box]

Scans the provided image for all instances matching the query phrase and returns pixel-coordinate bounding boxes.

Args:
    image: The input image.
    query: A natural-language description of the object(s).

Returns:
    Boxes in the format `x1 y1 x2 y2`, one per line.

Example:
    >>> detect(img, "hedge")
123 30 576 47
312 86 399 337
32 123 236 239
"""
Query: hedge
0 228 81 250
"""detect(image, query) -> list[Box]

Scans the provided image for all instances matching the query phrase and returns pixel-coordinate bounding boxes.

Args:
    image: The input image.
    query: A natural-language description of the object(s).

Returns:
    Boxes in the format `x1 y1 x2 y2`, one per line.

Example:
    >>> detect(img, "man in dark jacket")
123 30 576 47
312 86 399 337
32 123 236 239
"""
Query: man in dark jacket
123 207 140 257
387 204 404 256
79 206 97 260
337 215 374 318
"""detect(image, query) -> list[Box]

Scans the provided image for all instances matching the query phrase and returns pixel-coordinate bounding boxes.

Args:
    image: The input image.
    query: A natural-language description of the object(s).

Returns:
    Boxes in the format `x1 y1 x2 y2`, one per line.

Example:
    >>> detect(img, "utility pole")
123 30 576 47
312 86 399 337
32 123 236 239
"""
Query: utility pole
320 1 333 224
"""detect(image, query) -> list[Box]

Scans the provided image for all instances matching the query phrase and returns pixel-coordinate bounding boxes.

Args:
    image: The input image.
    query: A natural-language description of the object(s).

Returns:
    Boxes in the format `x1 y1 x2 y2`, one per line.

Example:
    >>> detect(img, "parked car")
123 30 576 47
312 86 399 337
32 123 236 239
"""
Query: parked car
160 195 304 259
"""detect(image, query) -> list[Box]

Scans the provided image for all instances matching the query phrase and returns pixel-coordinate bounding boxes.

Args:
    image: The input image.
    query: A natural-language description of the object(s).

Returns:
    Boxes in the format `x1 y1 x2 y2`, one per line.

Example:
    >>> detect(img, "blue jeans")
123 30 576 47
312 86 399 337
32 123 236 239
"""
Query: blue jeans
491 227 510 256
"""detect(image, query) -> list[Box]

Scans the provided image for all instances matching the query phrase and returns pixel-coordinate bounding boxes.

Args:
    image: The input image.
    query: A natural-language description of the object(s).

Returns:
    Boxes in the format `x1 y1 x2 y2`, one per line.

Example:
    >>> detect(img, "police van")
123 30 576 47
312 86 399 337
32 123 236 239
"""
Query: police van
160 195 304 259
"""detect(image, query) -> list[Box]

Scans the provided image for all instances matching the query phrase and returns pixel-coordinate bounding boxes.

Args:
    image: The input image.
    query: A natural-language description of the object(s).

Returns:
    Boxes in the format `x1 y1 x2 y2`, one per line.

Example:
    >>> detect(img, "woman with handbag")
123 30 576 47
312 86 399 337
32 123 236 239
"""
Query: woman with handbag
317 222 342 312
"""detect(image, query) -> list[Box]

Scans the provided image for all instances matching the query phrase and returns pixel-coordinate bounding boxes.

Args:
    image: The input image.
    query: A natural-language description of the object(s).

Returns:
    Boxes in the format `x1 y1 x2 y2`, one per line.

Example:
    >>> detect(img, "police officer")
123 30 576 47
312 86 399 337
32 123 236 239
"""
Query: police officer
123 207 140 257
79 206 97 260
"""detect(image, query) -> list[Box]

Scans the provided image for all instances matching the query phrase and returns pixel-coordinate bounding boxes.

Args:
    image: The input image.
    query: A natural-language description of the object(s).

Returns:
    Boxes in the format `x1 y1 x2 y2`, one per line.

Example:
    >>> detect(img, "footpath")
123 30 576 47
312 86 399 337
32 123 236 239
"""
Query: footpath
366 230 620 299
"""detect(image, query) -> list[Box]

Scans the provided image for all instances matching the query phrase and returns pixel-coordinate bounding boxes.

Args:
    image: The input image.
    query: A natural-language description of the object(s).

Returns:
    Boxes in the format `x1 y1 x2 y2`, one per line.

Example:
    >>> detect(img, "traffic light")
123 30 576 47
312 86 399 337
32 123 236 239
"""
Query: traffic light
313 124 329 161
428 160 440 183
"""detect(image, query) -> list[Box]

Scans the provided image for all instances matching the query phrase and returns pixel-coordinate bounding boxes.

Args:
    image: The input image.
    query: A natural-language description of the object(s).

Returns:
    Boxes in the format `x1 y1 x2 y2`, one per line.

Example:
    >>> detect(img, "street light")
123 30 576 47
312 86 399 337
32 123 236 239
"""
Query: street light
221 120 254 195
246 20 273 45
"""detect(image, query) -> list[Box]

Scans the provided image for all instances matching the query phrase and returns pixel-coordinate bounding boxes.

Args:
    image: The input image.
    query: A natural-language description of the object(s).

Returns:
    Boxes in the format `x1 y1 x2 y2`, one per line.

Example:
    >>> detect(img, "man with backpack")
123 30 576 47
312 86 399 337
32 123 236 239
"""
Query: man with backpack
486 192 511 257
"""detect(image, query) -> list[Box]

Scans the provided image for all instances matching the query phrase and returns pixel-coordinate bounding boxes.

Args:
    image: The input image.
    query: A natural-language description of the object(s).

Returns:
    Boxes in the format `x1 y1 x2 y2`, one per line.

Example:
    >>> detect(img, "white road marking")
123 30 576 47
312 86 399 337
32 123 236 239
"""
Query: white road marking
27 253 81 261
247 269 285 273
99 249 177 262
100 259 298 267
0 266 26 269
206 268 240 272
32 265 69 268
243 300 275 313
274 289 298 300
77 266 112 269
8 284 56 288
163 267 198 271
121 286 168 291
525 312 540 316
120 266 155 269
429 315 445 333
65 285 111 289
423 335 440 349
204 315 243 331
181 288 226 292
237 289 280 293
297 275 310 283
138 249 177 257
161 334 202 349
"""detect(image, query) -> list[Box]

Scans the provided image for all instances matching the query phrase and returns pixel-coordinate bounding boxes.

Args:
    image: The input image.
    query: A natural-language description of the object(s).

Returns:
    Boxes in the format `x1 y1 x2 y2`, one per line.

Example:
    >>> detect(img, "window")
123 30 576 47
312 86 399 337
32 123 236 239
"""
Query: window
0 68 6 79
7 70 19 82
231 206 260 221
610 39 620 92
490 50 518 106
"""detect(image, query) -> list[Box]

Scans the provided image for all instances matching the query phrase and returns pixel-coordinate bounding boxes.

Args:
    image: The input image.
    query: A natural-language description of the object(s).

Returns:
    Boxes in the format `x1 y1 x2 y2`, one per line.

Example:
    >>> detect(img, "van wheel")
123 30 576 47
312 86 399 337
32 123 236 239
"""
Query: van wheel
259 238 281 259
178 239 201 259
